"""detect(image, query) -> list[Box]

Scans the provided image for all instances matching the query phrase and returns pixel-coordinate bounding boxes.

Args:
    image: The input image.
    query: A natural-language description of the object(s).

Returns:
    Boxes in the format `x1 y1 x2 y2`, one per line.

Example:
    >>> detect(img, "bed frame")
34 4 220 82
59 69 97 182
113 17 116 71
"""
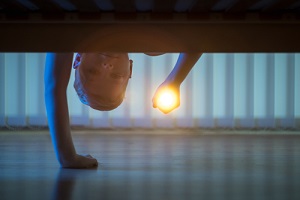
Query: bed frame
0 0 299 52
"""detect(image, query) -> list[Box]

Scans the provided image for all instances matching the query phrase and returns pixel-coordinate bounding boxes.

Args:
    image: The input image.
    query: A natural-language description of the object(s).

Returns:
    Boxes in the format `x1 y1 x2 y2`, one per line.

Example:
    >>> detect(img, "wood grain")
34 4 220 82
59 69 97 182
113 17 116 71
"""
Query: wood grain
0 130 300 200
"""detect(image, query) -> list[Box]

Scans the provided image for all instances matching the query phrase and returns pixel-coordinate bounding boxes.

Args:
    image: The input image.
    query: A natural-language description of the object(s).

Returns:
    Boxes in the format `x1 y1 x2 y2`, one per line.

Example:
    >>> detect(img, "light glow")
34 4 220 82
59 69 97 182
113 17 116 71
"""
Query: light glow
157 89 177 112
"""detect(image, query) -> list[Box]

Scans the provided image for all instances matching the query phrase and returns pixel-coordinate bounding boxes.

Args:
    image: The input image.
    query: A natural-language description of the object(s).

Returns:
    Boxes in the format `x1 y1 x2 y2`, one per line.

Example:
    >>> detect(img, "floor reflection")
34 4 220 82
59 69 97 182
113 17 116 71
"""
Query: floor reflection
51 168 98 200
0 132 300 200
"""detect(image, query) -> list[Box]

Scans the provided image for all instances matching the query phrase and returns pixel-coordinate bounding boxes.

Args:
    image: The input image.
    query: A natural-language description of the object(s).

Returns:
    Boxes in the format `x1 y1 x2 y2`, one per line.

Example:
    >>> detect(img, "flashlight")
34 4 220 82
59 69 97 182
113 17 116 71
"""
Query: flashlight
156 88 178 112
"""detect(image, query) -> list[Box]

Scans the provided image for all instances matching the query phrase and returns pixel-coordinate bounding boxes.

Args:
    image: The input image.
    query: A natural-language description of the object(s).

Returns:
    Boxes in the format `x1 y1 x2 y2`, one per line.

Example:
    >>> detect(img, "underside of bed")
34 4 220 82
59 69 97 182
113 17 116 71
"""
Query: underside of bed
0 0 299 52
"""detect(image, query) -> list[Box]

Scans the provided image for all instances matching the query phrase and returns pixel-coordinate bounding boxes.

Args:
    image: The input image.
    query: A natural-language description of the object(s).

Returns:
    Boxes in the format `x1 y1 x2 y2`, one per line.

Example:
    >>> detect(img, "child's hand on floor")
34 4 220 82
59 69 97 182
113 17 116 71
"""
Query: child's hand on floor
61 154 98 169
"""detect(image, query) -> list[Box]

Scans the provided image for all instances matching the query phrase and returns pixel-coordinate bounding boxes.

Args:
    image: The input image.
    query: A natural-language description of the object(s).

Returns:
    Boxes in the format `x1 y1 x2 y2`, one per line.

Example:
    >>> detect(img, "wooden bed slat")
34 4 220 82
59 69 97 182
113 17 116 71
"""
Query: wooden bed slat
189 0 220 12
0 0 299 13
227 0 262 12
152 0 178 12
68 0 100 12
0 0 29 12
29 0 64 12
264 0 299 12
110 0 136 12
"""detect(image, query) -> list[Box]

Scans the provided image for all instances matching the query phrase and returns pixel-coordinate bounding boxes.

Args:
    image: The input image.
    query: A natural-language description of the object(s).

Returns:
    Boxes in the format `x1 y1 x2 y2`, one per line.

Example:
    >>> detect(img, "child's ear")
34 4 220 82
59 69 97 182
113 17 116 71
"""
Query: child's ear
129 59 133 78
73 53 82 69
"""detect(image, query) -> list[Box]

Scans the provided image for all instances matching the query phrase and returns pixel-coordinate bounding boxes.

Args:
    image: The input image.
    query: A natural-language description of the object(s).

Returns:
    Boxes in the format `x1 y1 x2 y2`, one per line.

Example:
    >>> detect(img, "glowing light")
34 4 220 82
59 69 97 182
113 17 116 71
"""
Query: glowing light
157 89 177 112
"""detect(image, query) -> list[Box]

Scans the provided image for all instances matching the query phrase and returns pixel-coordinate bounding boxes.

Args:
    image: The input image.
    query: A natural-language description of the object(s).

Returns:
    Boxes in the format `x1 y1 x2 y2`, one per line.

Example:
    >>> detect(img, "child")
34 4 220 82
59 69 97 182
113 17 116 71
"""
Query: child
44 53 201 168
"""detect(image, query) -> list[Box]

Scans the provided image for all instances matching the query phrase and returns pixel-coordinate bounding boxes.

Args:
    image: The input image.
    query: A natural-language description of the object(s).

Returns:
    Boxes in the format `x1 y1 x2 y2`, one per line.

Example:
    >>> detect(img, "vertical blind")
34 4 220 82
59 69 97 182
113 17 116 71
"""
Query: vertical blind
0 53 299 129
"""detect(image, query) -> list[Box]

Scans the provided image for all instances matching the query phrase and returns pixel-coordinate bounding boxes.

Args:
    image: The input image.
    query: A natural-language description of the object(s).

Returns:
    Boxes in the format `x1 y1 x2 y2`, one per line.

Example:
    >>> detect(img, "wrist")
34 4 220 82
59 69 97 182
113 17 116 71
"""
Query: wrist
164 75 181 88
57 150 77 165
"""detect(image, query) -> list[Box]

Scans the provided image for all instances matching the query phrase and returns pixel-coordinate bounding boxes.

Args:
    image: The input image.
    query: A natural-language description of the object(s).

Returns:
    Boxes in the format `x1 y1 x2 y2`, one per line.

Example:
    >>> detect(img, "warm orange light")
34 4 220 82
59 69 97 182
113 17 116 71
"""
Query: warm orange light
157 89 177 112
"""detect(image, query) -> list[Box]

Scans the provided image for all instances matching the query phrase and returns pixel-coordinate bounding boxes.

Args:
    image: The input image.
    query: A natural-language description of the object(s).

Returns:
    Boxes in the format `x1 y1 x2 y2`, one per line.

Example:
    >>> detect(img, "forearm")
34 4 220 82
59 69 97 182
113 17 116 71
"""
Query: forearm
44 53 75 164
166 53 202 85
45 88 76 163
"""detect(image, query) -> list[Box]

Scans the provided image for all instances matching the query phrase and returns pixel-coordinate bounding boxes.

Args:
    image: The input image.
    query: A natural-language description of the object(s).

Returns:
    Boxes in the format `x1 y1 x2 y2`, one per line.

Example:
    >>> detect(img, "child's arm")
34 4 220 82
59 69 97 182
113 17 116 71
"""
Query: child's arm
152 53 202 114
44 53 98 168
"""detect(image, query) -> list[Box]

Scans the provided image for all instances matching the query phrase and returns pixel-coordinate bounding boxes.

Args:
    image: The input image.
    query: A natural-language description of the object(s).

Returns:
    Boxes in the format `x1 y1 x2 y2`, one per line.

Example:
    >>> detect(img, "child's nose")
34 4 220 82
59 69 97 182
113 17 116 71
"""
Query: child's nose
103 63 113 69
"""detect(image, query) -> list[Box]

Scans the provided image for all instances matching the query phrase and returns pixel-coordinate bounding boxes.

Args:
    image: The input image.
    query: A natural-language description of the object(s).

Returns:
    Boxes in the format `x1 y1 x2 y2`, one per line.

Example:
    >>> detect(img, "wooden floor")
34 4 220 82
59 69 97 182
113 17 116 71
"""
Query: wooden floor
0 129 300 200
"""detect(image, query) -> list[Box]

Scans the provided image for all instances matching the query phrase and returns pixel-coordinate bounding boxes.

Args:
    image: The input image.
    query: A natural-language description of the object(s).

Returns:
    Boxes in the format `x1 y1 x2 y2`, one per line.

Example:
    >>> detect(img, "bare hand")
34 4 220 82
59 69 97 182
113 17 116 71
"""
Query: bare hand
61 154 98 169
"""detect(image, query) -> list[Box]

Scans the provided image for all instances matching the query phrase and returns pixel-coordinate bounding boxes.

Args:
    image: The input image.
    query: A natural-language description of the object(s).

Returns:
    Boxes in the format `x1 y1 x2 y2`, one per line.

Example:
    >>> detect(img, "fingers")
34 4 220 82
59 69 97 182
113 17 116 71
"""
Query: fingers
82 155 98 168
152 99 157 108
78 157 98 169
61 154 98 169
154 104 179 114
158 108 172 114
85 158 98 168
152 83 180 113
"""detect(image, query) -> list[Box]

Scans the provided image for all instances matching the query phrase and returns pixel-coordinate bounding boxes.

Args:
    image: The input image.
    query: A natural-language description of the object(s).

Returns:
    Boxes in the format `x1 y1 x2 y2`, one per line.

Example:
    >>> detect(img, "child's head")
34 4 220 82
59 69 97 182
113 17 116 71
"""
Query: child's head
73 53 132 111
